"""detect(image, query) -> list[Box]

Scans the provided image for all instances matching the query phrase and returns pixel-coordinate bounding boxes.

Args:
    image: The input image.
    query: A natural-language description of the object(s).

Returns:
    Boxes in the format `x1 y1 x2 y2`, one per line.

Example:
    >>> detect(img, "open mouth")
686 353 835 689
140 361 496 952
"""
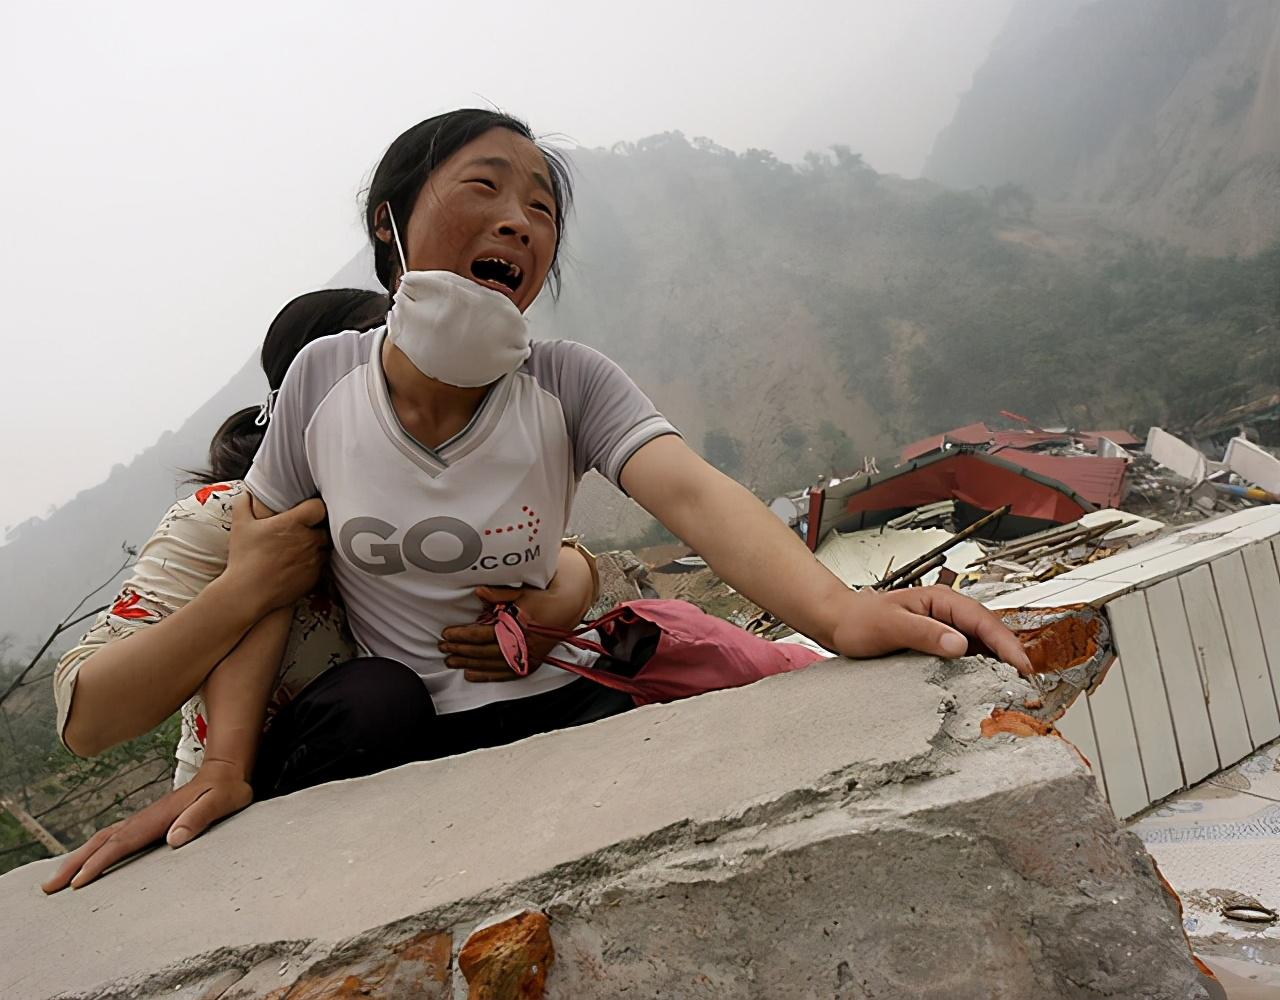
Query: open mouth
470 256 523 294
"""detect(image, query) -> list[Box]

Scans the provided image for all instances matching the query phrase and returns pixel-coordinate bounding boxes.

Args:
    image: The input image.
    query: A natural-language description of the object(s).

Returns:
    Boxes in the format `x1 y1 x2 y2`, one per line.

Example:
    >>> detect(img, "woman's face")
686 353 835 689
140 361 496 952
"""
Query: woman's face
388 128 558 313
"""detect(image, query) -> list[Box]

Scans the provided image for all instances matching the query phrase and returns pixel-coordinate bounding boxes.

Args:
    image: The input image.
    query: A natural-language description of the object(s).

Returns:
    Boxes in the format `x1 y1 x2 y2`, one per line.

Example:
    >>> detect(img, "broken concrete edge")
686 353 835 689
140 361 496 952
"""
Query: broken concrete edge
972 699 1222 989
28 654 1042 999
973 706 1219 989
75 756 1200 1000
1149 860 1224 985
21 653 1211 1000
458 909 553 998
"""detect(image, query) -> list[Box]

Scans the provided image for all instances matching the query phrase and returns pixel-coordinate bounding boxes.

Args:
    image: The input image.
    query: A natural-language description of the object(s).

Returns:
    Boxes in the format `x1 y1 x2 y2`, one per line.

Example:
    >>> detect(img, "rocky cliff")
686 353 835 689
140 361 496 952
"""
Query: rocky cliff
926 0 1280 254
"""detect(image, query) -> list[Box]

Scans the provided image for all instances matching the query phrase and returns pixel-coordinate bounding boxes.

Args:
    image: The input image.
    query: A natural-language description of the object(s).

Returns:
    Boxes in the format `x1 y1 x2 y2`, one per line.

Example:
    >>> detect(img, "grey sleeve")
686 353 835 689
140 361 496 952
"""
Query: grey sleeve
527 340 680 487
243 330 365 512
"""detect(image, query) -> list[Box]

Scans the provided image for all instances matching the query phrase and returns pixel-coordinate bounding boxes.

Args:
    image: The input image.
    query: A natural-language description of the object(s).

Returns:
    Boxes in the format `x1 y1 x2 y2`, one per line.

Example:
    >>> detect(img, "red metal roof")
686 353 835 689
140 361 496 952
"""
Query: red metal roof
991 452 1128 508
901 424 1140 464
899 422 992 463
989 431 1077 450
805 450 1096 548
845 452 1093 523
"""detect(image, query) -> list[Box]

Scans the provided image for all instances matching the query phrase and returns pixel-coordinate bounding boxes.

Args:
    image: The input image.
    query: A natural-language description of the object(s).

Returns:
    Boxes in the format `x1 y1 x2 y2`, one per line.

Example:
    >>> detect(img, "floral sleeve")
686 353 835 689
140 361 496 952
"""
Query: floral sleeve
54 480 355 788
52 484 241 755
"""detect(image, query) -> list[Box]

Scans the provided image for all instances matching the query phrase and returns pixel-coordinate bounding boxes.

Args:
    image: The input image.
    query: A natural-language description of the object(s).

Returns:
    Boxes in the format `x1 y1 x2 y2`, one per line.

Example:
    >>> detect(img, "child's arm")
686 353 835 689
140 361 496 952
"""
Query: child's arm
62 495 325 757
41 608 290 893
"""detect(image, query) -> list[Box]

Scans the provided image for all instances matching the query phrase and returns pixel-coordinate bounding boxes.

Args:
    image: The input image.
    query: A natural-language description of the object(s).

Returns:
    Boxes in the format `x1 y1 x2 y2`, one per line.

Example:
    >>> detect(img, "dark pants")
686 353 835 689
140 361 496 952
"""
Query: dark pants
251 658 634 799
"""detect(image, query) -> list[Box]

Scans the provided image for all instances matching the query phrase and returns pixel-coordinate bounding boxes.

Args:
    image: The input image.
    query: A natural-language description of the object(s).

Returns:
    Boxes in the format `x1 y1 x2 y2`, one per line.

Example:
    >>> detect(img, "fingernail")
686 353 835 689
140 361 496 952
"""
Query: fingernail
169 828 191 847
940 633 967 657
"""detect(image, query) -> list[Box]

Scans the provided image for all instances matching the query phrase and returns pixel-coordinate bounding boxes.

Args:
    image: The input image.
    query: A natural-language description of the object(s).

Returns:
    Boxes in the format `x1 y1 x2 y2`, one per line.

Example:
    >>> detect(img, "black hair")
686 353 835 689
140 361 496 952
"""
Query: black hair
259 288 389 391
364 109 573 295
191 288 389 484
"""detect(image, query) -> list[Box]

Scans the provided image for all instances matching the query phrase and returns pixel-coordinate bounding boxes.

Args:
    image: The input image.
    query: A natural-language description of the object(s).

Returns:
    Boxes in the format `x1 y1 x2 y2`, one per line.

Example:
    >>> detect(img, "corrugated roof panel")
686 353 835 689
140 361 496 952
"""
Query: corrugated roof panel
992 452 1128 508
899 422 991 462
815 450 1093 546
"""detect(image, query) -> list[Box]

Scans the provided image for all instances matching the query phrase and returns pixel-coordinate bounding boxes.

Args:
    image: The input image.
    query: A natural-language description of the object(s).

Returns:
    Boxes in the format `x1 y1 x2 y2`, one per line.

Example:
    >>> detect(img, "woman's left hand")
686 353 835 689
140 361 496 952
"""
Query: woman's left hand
441 549 597 681
829 586 1033 675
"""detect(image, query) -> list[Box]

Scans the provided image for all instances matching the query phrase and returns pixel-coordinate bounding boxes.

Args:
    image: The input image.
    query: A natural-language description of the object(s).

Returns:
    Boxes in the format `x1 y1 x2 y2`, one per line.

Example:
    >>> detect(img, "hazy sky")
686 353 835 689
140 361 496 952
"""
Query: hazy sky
1 0 1014 535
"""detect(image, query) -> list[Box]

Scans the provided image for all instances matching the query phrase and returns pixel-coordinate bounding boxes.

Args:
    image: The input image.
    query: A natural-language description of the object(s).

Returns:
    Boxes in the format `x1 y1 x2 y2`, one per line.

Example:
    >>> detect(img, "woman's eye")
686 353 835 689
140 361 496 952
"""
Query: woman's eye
468 178 497 190
531 201 553 216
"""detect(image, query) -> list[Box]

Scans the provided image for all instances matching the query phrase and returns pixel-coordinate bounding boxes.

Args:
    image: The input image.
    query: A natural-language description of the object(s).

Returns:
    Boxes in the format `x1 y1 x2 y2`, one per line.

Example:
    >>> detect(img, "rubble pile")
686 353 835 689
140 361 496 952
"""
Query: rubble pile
619 404 1280 652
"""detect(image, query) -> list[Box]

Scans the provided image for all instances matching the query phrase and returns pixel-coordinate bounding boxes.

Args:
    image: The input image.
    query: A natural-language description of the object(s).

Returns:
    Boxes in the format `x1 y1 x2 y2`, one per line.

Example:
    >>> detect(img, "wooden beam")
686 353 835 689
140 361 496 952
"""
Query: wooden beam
0 797 65 855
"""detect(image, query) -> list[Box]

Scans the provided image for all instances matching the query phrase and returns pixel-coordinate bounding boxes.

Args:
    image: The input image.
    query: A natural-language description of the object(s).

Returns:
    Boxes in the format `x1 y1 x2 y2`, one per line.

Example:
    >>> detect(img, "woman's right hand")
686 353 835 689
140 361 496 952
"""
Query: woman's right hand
223 493 329 615
40 758 253 893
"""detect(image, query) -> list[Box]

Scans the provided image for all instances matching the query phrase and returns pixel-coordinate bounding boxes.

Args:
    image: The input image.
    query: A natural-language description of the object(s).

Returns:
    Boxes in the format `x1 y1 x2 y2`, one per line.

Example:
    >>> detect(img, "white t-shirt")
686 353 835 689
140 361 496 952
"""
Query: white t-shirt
245 328 678 713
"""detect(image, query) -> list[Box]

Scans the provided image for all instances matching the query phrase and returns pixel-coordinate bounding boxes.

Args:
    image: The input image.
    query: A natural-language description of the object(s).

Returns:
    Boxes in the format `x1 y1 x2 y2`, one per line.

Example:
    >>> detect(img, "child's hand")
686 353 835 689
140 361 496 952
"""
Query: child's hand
40 758 252 894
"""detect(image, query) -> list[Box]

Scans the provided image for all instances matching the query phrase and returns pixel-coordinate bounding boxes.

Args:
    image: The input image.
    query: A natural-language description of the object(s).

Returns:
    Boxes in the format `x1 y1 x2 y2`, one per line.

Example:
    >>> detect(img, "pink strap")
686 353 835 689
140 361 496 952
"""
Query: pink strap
488 604 644 699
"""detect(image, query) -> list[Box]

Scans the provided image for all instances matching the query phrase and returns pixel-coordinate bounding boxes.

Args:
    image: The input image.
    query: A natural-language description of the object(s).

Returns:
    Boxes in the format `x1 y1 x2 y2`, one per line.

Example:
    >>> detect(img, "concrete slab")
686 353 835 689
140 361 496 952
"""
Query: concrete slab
986 506 1280 611
0 655 1210 999
1147 426 1208 483
1224 437 1280 494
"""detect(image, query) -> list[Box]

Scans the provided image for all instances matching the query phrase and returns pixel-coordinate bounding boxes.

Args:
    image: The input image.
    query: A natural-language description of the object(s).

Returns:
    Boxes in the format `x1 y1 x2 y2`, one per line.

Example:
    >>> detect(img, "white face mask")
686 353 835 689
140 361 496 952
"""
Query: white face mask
383 207 531 388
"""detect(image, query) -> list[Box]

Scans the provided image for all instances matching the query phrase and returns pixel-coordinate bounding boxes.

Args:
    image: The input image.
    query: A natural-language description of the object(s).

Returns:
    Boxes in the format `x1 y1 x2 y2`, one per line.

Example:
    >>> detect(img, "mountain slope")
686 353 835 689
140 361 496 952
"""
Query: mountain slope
3 131 1276 649
925 0 1280 254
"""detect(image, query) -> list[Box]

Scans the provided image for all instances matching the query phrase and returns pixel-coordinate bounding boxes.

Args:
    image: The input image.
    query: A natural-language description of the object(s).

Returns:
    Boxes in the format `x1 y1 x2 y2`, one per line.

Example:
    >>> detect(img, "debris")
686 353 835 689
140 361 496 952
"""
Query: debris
874 504 1011 591
1188 391 1280 447
1223 435 1280 493
587 550 659 620
886 500 954 530
1222 905 1277 925
901 421 1140 464
459 910 554 1000
1145 427 1209 483
900 421 993 462
1096 436 1132 460
1121 452 1238 525
969 517 1136 569
767 492 808 528
1075 508 1164 540
814 526 985 590
1210 481 1280 504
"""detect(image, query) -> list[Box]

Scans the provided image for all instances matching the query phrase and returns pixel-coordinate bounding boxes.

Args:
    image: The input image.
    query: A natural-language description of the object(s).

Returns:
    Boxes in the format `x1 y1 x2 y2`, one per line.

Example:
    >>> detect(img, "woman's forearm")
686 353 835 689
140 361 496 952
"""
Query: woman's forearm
622 437 850 648
62 576 269 757
200 607 292 777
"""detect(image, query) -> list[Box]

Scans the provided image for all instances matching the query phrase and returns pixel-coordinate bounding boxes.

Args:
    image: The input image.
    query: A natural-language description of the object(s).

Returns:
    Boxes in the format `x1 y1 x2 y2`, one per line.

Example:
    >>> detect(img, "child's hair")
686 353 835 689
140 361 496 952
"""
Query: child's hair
191 288 389 484
363 109 573 294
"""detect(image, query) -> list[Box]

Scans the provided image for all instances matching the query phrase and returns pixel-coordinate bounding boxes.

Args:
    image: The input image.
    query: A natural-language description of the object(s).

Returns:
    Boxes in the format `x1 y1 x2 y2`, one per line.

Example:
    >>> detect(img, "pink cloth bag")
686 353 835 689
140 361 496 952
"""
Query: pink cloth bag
489 599 826 706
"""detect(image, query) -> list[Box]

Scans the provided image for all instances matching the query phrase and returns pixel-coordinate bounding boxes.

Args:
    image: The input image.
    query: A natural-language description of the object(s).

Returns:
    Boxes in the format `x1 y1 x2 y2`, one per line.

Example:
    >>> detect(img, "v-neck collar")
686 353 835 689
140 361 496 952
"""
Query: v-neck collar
366 328 514 478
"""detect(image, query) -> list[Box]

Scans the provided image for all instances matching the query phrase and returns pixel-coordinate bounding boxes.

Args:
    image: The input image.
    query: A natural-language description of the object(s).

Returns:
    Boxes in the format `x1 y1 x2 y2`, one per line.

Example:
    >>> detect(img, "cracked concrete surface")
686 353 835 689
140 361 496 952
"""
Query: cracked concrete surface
0 655 1207 999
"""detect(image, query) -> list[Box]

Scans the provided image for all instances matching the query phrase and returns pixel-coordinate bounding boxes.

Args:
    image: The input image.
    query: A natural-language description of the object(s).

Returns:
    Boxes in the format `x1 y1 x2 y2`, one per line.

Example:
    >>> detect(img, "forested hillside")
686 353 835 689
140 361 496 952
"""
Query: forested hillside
2 130 1277 649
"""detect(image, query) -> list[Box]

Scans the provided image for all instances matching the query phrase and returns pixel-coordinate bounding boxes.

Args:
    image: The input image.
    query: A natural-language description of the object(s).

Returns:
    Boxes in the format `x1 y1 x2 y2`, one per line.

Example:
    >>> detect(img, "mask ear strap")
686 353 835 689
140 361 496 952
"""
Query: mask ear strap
384 203 409 277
